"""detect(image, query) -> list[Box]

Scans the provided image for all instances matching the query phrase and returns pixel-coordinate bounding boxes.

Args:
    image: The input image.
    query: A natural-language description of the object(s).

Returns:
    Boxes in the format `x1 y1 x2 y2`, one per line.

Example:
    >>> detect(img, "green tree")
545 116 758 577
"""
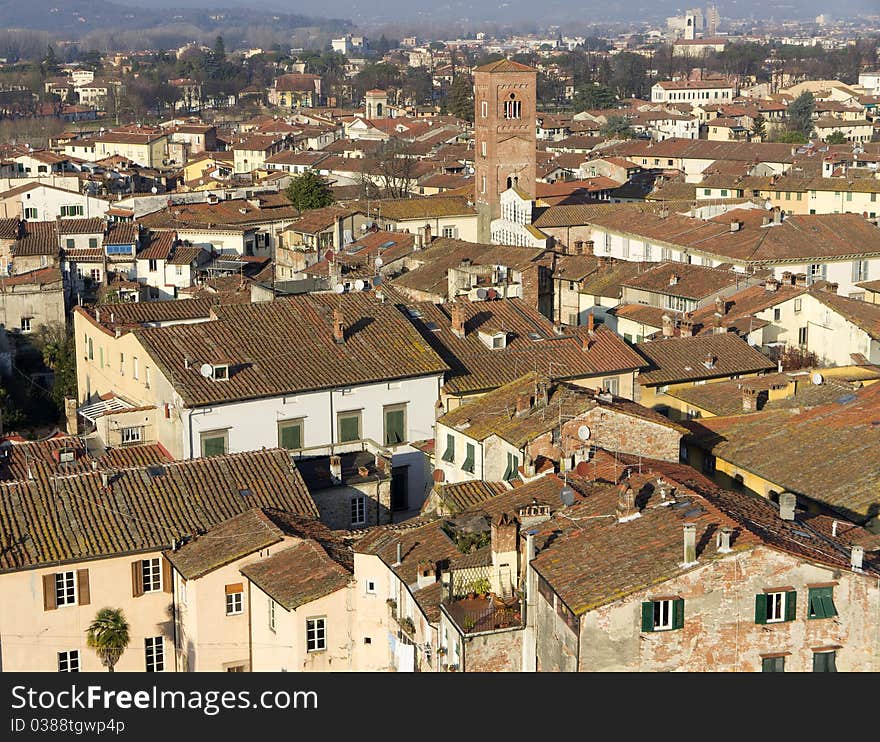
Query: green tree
600 114 636 139
31 322 76 419
447 75 474 122
285 170 334 211
213 35 226 62
573 83 618 111
40 44 59 78
824 130 847 144
86 608 130 672
751 114 767 141
787 91 815 139
772 130 809 144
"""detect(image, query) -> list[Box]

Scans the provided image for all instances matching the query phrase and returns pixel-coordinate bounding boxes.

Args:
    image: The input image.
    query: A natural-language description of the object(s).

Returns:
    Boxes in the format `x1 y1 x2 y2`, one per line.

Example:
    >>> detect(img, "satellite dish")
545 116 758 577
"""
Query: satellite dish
432 468 445 483
334 283 345 294
575 460 591 477
475 287 488 300
151 186 158 194
199 363 213 378
374 256 383 268
354 279 366 291
577 425 592 441
560 485 576 507
812 372 824 385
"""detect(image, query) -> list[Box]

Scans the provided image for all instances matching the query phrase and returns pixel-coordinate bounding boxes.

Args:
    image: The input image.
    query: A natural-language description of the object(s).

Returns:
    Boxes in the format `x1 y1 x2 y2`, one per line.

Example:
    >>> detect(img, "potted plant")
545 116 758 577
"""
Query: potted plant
399 616 416 636
472 578 491 597
386 598 397 617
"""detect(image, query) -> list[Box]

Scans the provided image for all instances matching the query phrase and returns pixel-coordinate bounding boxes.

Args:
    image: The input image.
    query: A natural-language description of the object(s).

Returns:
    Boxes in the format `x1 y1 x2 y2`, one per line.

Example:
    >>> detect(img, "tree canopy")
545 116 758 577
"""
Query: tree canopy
285 170 334 212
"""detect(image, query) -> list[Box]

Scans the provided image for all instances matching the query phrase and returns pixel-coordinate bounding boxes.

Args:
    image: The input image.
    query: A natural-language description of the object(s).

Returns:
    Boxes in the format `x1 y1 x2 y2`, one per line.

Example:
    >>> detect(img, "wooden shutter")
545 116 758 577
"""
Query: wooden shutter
641 601 654 632
754 593 767 624
43 574 57 611
672 598 685 630
785 590 797 622
225 583 244 594
76 569 90 606
162 557 172 594
131 560 144 598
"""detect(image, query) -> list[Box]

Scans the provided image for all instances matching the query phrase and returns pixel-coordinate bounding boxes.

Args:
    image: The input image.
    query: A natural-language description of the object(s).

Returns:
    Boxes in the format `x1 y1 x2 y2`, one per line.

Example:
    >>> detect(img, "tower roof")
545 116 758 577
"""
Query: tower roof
474 58 536 74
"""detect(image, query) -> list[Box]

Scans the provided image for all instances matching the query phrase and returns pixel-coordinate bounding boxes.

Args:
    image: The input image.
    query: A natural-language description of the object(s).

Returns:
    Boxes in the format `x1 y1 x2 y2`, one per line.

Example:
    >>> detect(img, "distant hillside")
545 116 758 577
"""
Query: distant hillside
0 0 350 35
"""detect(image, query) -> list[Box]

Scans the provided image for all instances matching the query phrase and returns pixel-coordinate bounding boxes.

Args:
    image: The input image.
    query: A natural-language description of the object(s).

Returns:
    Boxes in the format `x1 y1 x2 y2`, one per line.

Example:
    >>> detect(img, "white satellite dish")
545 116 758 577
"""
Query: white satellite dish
577 425 592 441
199 363 213 378
334 283 346 294
475 287 488 300
354 279 366 291
812 372 824 385
374 256 383 268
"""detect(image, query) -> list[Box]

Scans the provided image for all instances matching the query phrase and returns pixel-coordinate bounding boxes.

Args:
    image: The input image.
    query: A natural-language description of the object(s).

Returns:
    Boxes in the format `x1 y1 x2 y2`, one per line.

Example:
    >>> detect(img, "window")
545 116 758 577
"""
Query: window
798 327 808 346
441 433 455 463
813 650 837 672
142 557 162 592
121 426 142 445
602 377 619 395
755 590 796 624
91 269 101 283
503 97 521 119
481 175 487 194
61 205 83 217
268 600 276 632
306 617 326 652
351 495 366 527
462 442 475 474
442 226 456 238
20 317 32 333
480 140 486 157
761 656 786 672
145 636 164 672
774 308 781 321
58 650 80 672
132 356 139 380
226 585 244 615
794 298 802 313
278 419 303 450
66 238 75 249
384 404 406 445
503 452 519 481
641 598 684 631
88 237 98 249
200 430 228 457
148 259 158 272
808 263 826 284
481 101 488 118
852 259 868 282
365 580 376 594
56 571 77 607
337 411 361 443
24 207 37 219
808 586 837 620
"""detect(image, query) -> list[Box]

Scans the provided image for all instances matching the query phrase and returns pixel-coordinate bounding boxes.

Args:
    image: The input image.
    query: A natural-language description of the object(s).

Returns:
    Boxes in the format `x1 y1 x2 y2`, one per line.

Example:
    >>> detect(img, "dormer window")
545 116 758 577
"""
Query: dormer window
212 364 229 380
478 329 507 349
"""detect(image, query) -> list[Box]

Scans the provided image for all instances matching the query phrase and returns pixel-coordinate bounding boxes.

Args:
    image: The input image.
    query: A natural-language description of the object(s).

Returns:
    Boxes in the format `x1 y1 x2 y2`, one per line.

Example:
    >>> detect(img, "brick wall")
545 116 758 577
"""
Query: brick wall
463 627 524 671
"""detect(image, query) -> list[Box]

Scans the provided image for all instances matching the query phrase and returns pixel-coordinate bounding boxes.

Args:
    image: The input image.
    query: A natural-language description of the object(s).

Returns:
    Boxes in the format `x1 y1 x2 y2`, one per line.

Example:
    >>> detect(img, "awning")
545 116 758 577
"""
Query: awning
77 395 135 423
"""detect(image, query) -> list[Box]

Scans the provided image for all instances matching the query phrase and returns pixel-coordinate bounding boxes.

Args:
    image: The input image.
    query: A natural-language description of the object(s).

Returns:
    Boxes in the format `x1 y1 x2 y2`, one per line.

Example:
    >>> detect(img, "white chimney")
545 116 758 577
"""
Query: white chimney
717 526 733 553
683 523 697 565
329 455 342 483
851 545 864 571
393 542 402 567
779 492 796 521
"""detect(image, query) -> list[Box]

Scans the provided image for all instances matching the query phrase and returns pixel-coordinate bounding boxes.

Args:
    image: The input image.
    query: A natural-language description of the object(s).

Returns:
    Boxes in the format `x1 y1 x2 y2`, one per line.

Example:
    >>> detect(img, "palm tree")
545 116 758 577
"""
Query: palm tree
86 608 130 672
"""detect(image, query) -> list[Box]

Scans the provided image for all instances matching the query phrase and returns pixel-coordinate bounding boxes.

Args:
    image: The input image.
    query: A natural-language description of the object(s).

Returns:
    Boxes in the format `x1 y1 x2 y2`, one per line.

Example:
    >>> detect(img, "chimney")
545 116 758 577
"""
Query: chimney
851 545 864 571
393 542 402 566
764 278 779 292
680 313 695 337
717 526 733 554
332 307 344 343
587 314 595 335
64 398 78 435
712 312 724 333
794 273 808 287
573 240 584 255
450 302 465 338
329 455 342 483
772 206 782 224
586 239 595 255
781 270 793 285
683 523 697 565
729 218 741 232
715 296 726 316
535 380 549 406
669 273 679 286
661 313 674 338
516 392 533 416
416 560 437 589
491 512 519 555
616 483 639 522
95 308 101 324
742 387 756 412
762 215 770 226
779 492 796 521
424 222 432 244
704 352 716 369
100 470 111 488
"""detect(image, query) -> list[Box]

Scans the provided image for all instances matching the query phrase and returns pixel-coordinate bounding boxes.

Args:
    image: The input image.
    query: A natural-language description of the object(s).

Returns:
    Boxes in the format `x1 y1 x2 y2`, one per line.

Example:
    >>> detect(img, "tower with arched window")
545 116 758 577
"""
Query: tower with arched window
473 59 537 242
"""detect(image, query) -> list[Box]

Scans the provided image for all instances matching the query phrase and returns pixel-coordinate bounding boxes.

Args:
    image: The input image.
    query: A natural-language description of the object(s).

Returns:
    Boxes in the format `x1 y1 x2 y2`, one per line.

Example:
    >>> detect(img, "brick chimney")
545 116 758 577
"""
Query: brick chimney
713 312 724 333
704 352 716 369
491 512 519 557
779 492 796 521
683 523 697 565
680 313 695 336
669 272 679 286
332 307 344 343
729 218 741 232
715 296 726 315
450 302 465 338
742 387 756 412
516 392 533 416
587 313 595 333
661 313 674 337
764 278 779 292
781 270 793 285
794 273 808 287
573 240 584 256
424 222 432 244
616 483 639 522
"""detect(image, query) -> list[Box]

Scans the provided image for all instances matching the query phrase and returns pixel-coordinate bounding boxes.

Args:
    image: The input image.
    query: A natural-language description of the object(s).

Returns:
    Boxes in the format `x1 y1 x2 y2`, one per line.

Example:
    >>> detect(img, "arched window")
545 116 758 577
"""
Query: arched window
503 93 521 120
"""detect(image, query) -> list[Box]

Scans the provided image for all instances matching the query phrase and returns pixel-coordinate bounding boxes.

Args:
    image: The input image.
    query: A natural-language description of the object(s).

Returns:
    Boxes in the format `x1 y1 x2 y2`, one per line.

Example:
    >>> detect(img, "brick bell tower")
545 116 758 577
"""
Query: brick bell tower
473 59 537 243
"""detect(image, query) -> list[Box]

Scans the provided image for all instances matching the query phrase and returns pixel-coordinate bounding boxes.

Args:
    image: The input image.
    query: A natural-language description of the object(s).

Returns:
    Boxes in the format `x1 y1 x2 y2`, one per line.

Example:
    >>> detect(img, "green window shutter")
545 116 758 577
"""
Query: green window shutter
672 598 684 630
462 443 475 473
384 408 405 445
821 592 837 619
442 434 455 462
813 651 836 672
339 415 360 443
641 601 655 632
808 587 837 619
784 590 797 622
279 423 301 450
755 593 768 624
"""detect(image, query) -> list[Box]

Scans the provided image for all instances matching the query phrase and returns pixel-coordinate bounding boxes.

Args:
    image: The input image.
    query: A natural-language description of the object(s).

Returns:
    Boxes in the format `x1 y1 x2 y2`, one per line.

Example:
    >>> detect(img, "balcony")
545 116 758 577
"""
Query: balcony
443 595 522 635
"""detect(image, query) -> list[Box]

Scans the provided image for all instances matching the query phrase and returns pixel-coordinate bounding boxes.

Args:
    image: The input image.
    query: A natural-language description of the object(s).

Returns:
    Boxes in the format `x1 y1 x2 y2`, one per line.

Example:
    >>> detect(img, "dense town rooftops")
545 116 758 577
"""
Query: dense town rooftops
635 333 776 386
130 292 449 407
621 262 752 300
138 194 300 230
0 449 317 572
362 195 476 221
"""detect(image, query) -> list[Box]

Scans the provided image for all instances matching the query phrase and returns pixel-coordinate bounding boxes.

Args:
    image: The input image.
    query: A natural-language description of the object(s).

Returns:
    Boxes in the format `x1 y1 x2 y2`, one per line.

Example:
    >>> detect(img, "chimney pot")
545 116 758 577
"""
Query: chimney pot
450 302 465 338
851 545 864 571
683 522 697 565
717 526 733 553
516 392 533 416
332 307 344 343
779 492 796 521
394 542 402 566
661 313 674 337
616 483 639 522
329 455 342 482
587 313 595 334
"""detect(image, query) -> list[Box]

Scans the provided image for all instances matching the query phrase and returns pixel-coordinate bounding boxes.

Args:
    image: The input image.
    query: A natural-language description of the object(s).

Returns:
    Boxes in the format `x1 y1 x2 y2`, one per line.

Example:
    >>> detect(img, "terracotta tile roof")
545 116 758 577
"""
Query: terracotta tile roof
104 222 137 244
264 150 330 167
0 266 62 290
137 230 177 260
635 333 776 386
138 196 299 230
809 288 880 341
241 537 351 610
0 449 318 572
362 195 476 221
164 508 286 579
621 263 752 300
167 245 207 265
609 303 669 329
287 205 359 235
578 260 661 300
274 73 321 92
684 383 880 519
439 372 681 447
431 481 509 513
0 217 20 239
474 59 535 73
13 222 60 257
81 299 215 329
600 137 798 165
134 292 449 407
400 298 646 396
296 450 390 491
